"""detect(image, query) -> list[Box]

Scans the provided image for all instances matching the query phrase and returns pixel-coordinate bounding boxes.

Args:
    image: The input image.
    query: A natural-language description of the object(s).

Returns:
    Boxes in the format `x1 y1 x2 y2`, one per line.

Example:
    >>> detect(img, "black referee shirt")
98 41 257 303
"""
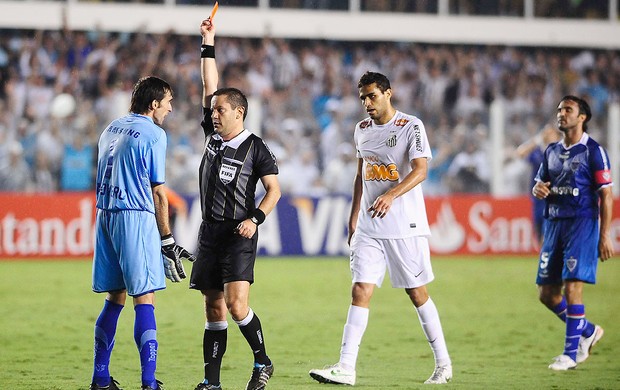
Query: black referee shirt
199 107 278 222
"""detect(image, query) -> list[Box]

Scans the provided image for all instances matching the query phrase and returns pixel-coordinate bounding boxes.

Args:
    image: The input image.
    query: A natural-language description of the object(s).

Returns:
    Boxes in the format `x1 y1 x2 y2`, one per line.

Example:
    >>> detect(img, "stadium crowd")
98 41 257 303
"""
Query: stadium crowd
0 27 618 196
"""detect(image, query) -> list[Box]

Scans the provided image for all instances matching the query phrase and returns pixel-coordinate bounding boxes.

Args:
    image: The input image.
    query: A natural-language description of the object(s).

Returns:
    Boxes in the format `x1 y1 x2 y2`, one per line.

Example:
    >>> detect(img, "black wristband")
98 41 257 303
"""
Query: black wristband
248 209 266 225
161 234 175 246
201 44 215 58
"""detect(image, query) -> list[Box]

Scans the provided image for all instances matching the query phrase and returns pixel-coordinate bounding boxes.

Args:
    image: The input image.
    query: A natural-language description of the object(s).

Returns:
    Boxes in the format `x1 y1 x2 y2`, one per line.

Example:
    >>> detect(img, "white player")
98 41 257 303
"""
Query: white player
309 71 452 385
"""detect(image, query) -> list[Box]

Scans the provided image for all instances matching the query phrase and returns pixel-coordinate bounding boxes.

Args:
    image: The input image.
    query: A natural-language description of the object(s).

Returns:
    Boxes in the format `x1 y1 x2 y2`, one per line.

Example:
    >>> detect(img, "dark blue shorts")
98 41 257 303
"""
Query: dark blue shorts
536 217 599 285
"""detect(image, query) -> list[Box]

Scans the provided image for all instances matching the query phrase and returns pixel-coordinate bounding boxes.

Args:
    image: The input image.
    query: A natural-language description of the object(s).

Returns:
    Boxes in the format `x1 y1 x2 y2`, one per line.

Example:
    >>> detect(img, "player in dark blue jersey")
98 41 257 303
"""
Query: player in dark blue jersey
516 124 561 243
532 95 614 371
190 16 281 390
90 76 194 390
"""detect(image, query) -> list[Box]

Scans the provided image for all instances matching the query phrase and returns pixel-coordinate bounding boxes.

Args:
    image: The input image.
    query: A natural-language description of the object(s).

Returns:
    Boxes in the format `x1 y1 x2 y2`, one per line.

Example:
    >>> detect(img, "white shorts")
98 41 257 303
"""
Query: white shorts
349 233 434 288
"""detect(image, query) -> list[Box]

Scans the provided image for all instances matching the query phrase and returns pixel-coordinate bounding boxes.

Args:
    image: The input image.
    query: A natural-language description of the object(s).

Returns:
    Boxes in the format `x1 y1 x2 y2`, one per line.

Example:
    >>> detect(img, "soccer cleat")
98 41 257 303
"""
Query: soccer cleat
245 363 274 390
141 379 164 390
548 355 577 371
194 383 223 390
89 377 122 390
424 365 452 384
576 325 604 363
309 363 356 386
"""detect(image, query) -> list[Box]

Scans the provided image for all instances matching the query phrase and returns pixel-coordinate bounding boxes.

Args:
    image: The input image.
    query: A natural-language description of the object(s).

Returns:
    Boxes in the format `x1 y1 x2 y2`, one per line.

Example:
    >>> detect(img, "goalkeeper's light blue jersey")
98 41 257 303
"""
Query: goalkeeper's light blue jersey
535 133 612 220
95 113 167 213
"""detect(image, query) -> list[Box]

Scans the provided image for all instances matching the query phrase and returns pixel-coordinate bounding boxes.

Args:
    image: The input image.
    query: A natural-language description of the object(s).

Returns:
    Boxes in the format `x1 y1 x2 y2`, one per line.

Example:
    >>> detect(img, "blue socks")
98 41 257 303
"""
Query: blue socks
92 300 124 386
135 304 158 389
552 299 567 322
552 298 595 339
564 304 586 361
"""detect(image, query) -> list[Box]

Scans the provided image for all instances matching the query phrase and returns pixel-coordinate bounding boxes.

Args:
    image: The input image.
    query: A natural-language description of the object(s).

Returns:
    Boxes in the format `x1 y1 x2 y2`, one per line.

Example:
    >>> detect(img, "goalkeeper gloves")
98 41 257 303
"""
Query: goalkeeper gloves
161 234 196 283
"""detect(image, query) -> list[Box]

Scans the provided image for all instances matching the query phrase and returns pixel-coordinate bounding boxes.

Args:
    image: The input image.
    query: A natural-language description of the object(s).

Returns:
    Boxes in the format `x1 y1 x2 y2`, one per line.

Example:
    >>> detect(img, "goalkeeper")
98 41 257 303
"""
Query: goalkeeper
90 76 195 390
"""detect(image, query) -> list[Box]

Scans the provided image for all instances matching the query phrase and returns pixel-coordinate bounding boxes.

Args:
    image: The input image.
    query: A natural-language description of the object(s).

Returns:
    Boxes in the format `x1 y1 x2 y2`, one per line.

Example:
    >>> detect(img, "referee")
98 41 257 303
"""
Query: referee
190 17 281 390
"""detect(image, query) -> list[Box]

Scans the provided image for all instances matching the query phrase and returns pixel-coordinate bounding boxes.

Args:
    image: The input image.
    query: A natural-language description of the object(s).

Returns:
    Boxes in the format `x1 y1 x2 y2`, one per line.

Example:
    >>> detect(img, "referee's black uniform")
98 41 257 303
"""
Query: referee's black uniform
190 107 279 291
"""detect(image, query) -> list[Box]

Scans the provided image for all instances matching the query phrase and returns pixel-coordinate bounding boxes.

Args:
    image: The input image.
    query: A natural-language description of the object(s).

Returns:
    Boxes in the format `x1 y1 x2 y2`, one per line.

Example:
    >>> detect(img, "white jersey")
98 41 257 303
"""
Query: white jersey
353 111 432 239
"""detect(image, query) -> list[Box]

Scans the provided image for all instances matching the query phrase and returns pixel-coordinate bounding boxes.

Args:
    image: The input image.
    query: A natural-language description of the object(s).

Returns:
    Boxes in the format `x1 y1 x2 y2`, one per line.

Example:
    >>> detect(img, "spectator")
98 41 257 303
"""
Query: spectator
60 136 95 191
323 142 357 195
446 136 490 193
32 149 56 192
0 27 618 196
0 142 32 191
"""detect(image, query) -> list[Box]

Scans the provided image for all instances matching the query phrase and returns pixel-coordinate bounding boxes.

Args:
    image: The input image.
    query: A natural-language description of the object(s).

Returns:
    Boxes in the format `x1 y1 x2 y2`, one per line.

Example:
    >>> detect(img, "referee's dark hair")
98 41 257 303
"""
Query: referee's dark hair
214 87 249 120
358 71 391 93
130 76 173 115
560 95 592 132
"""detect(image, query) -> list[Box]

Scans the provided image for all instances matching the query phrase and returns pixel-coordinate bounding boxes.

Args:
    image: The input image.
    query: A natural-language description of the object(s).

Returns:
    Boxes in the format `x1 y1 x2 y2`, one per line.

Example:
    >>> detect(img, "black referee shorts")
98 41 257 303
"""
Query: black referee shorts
189 219 258 292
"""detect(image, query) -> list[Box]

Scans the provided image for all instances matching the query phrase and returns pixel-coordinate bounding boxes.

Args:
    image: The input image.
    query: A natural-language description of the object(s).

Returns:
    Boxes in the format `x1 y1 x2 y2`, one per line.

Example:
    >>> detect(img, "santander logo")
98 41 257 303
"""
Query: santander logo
428 201 466 253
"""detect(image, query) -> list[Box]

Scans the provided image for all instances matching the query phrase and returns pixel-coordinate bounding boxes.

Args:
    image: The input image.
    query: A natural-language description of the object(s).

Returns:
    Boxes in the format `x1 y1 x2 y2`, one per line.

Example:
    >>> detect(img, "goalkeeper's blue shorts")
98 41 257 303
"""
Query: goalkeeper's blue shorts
536 217 599 285
93 209 166 296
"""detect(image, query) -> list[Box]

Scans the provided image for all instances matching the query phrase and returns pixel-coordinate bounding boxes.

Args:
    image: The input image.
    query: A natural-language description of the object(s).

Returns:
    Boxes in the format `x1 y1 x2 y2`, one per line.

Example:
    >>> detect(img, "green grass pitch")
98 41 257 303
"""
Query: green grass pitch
1 256 619 389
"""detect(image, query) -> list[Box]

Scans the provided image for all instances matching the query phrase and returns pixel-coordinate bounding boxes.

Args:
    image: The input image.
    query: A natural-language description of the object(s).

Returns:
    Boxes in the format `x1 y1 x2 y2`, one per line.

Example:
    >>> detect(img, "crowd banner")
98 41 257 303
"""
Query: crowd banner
2 193 620 258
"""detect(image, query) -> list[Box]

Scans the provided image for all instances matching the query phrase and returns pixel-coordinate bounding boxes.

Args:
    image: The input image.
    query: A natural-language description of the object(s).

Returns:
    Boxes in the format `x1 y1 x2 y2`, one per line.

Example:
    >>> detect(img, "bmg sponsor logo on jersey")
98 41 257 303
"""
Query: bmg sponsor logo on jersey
364 163 399 181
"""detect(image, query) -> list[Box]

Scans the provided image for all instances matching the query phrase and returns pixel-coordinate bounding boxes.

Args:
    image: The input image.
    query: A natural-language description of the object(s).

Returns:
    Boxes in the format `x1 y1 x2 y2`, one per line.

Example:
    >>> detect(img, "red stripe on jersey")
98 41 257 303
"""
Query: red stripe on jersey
594 169 612 185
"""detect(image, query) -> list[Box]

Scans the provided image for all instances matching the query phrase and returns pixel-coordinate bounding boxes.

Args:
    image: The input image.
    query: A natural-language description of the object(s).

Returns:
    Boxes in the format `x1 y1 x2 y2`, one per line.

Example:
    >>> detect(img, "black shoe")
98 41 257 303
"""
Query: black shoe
89 377 122 390
141 379 164 390
194 383 223 390
245 363 274 390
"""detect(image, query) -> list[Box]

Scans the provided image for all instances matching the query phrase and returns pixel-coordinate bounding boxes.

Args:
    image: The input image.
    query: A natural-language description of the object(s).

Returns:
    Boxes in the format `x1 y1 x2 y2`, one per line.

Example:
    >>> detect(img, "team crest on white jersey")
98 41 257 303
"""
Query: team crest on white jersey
385 134 397 147
219 163 237 184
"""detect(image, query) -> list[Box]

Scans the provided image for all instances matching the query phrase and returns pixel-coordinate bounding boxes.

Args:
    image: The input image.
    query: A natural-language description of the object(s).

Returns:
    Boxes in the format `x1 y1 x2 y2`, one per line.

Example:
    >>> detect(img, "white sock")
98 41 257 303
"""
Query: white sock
416 297 451 367
339 305 369 370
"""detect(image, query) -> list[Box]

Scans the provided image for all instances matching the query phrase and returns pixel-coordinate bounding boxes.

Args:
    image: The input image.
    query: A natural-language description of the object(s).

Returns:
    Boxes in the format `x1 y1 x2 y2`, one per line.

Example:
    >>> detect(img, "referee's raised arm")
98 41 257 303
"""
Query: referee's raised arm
200 17 218 108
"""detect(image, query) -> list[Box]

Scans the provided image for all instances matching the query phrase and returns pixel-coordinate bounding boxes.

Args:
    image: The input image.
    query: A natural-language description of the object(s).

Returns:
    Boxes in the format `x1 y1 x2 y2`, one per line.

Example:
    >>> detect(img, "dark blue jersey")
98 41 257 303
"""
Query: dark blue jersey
535 133 612 219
